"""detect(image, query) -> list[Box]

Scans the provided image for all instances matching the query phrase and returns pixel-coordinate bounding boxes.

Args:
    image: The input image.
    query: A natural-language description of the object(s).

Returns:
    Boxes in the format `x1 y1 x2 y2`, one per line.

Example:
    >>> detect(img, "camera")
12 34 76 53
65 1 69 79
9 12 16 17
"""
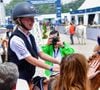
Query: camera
52 36 59 45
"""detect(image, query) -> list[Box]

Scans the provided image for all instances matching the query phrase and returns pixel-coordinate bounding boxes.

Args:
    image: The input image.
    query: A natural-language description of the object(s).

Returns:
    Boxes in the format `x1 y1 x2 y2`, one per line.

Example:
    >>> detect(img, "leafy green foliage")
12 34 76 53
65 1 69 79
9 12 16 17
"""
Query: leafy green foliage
62 0 85 12
5 0 85 16
34 4 56 14
42 23 48 39
5 0 24 16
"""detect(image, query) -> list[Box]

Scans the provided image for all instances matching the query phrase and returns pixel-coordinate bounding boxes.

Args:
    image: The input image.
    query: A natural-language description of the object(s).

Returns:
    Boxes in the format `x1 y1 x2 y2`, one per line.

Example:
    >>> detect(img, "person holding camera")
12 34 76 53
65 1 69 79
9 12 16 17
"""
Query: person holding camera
42 30 75 77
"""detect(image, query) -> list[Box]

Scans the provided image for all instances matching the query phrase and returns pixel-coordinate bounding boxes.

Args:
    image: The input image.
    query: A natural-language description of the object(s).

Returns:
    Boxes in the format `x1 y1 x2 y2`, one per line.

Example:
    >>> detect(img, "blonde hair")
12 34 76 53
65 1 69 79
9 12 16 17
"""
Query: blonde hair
54 53 90 90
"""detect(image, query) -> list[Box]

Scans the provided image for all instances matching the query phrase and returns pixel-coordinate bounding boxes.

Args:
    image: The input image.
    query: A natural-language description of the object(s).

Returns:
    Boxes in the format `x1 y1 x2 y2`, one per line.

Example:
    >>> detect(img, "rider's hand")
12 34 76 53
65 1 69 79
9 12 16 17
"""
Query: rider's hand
87 60 100 79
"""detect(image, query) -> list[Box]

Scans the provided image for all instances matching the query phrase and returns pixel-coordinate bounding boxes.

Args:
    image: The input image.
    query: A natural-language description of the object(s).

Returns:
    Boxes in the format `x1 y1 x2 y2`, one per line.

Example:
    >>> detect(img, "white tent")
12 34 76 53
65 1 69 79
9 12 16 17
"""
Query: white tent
78 0 100 10
0 2 6 25
71 0 100 40
70 0 100 25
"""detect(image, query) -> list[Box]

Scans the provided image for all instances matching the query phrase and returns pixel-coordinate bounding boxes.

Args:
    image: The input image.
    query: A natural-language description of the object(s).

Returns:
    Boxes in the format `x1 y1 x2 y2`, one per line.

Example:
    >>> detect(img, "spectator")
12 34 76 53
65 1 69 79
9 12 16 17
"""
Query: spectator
42 30 75 77
6 22 14 39
48 53 100 90
88 50 100 90
69 22 75 45
0 62 19 90
90 36 100 90
93 36 100 52
1 39 8 62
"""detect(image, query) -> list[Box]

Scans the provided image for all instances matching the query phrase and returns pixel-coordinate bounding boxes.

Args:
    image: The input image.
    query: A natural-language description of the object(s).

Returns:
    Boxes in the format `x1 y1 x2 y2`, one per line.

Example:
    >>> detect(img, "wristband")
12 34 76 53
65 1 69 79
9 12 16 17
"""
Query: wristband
49 67 53 72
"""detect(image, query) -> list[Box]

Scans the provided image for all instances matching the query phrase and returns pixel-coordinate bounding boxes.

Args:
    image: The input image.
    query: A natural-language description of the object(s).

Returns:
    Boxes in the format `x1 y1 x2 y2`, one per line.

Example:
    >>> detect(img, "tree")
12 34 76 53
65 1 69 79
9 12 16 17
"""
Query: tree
5 0 24 16
5 0 85 16
62 0 85 13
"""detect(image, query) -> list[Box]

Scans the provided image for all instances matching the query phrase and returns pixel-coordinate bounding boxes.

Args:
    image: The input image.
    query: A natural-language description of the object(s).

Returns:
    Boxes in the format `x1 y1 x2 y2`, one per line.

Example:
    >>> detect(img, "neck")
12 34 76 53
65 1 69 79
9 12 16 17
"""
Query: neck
19 26 29 35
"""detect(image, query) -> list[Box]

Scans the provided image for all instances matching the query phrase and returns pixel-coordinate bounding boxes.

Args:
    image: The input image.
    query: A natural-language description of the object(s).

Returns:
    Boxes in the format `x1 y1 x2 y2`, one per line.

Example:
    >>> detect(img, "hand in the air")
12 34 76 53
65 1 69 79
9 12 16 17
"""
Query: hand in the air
88 60 100 79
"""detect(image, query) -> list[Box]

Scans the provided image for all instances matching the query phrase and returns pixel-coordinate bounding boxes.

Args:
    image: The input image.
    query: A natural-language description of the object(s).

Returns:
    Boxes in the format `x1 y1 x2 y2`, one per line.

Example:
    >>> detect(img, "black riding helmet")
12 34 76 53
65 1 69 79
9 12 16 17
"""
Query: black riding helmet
12 2 36 20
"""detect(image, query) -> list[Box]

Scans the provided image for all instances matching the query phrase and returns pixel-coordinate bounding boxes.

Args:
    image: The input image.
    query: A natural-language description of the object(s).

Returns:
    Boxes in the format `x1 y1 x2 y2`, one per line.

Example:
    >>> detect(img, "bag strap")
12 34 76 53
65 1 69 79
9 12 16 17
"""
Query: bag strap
32 76 46 90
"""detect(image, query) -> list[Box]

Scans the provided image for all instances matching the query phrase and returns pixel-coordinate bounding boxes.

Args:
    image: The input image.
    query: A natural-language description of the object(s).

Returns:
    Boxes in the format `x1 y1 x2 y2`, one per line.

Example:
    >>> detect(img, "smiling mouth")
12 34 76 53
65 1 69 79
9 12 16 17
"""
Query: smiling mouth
29 23 33 27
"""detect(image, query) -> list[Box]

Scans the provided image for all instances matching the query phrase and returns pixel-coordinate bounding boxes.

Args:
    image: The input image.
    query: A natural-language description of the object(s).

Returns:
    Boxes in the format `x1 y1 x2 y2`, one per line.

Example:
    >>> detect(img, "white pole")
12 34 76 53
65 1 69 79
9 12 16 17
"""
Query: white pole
0 0 6 25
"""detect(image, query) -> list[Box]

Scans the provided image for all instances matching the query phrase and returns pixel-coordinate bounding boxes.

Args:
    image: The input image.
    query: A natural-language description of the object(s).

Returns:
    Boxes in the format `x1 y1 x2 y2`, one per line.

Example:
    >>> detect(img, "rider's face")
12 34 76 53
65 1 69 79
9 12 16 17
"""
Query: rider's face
21 17 34 30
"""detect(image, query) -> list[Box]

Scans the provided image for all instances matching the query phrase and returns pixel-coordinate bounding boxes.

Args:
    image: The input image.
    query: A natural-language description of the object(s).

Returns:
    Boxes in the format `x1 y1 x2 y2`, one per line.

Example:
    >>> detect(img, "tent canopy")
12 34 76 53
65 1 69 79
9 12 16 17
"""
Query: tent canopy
78 0 100 10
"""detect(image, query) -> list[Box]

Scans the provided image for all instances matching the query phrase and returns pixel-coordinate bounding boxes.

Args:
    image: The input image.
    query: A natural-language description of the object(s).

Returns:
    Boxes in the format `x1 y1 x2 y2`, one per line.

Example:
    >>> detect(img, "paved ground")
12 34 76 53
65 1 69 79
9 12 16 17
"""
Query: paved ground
34 33 97 77
61 34 97 58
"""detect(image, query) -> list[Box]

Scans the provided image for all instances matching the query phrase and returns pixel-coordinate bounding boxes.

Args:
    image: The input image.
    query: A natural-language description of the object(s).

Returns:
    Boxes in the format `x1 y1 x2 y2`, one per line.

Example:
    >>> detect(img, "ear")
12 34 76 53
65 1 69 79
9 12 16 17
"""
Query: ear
15 18 21 25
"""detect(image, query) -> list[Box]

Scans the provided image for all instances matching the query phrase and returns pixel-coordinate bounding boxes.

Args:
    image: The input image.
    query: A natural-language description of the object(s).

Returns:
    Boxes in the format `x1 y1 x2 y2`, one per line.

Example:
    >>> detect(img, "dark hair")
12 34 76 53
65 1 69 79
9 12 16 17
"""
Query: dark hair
97 36 100 45
49 30 59 36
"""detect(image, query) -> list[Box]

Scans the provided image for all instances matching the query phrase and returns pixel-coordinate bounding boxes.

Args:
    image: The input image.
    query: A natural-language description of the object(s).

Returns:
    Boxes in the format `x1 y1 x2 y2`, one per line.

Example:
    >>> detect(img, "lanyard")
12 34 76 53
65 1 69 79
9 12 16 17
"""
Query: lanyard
53 48 59 58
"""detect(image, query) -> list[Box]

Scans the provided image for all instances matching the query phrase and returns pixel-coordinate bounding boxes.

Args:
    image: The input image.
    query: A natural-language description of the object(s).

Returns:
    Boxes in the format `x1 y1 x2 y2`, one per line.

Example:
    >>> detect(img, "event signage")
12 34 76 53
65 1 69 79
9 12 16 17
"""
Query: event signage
27 0 56 4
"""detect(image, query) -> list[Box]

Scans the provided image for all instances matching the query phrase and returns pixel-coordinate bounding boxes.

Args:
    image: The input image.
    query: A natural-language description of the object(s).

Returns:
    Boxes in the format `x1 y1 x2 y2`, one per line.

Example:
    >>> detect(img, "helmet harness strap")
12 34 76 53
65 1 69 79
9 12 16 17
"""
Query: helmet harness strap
16 18 29 30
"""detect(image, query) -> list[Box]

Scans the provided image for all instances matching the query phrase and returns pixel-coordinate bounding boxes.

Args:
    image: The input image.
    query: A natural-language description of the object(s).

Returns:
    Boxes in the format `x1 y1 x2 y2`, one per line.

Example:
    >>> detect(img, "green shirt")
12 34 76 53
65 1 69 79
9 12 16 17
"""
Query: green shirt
42 42 75 77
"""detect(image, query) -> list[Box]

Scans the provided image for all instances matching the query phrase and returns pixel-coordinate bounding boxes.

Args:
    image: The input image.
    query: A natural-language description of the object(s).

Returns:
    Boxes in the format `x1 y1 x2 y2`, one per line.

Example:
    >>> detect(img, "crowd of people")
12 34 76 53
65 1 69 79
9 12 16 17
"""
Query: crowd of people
0 1 99 90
